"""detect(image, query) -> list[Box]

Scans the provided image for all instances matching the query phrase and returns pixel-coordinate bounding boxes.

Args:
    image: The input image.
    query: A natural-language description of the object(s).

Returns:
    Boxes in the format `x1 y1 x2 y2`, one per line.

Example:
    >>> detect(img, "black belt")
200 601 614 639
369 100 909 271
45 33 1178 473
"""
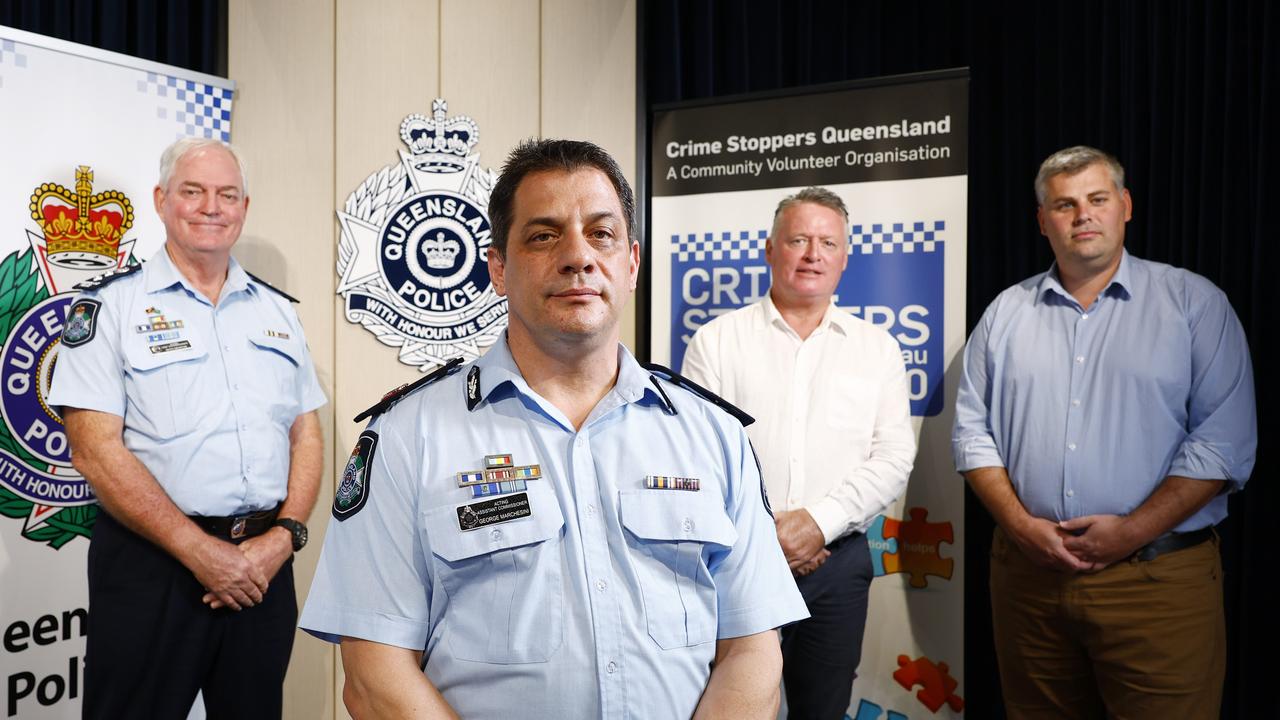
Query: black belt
188 506 279 542
1132 527 1213 562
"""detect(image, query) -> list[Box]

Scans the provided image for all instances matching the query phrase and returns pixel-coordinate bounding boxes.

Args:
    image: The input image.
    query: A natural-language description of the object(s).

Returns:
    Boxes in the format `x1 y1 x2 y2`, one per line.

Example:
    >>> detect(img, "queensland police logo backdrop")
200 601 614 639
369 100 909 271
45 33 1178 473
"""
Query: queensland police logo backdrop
337 99 507 370
0 166 136 549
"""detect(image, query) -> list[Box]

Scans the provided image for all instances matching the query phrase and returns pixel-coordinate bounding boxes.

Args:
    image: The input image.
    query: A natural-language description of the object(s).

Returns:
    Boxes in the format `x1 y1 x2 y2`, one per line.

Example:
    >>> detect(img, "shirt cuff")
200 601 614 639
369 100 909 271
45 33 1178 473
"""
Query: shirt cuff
952 437 1005 473
1168 441 1244 489
807 498 849 546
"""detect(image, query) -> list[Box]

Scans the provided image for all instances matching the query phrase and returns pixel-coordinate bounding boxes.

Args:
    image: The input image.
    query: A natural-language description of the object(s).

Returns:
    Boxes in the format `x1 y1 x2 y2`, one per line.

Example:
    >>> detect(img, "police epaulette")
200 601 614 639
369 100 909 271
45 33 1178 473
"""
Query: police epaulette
642 362 756 427
74 263 142 291
353 357 465 423
246 271 300 303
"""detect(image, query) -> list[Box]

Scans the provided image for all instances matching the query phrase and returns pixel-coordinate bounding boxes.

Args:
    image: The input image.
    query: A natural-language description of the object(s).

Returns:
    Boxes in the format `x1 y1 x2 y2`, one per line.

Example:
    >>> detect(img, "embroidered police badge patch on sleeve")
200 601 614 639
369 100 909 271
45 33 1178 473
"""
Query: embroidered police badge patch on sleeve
333 430 378 521
61 299 101 347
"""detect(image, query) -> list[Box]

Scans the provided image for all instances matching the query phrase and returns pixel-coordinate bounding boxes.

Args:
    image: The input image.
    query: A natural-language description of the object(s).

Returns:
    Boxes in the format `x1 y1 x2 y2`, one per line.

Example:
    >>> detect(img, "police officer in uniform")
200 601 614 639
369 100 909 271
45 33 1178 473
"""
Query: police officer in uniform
300 139 807 719
49 138 326 719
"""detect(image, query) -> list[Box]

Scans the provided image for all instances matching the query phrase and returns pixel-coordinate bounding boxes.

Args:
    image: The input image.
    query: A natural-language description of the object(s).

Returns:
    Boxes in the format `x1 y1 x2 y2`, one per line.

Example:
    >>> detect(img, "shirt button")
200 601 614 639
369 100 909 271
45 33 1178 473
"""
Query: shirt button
490 529 502 542
1067 489 1075 497
1072 399 1081 406
682 518 693 532
1068 443 1077 451
595 579 607 592
605 661 617 674
1075 355 1085 364
575 437 585 448
586 504 596 516
1081 313 1089 320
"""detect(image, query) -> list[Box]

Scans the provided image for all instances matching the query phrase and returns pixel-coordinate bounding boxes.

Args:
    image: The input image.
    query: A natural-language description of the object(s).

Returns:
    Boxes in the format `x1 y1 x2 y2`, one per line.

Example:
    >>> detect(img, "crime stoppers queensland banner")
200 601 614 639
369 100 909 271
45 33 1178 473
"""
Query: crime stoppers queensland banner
0 26 233 719
649 70 968 720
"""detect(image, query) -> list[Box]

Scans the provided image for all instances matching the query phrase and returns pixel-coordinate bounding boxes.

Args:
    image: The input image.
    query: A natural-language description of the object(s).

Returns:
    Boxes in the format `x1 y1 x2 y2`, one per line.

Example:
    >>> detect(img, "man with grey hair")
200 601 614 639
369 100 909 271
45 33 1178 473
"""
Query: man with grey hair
683 186 916 718
49 137 326 719
953 145 1255 718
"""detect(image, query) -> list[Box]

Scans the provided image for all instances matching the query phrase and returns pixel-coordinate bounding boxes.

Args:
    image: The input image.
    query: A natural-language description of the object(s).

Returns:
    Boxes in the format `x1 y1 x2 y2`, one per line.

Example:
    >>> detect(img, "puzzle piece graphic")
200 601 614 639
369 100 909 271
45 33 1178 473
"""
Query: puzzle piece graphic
866 514 900 576
851 698 910 720
894 654 964 714
881 507 954 588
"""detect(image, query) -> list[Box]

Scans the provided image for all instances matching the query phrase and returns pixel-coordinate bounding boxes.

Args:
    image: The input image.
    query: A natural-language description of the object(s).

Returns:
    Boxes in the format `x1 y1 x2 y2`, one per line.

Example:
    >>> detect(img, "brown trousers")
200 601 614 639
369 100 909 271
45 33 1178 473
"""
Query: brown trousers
989 526 1225 720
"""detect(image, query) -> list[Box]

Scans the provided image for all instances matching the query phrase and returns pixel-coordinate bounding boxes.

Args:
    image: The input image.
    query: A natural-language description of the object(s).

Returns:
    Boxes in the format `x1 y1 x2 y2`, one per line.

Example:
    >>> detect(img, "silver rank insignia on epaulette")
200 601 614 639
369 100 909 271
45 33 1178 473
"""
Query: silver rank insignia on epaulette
644 475 701 491
353 357 465 423
457 453 542 498
74 262 142 291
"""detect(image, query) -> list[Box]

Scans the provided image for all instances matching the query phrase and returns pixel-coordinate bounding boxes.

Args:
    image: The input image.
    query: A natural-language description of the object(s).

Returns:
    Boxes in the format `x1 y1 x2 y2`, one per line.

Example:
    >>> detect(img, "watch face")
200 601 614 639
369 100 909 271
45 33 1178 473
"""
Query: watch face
295 524 308 549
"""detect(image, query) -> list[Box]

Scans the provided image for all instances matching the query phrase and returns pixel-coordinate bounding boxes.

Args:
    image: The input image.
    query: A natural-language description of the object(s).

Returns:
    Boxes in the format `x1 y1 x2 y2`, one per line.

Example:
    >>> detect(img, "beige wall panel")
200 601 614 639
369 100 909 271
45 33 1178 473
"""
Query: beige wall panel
227 1 337 719
331 2 440 716
541 0 638 347
333 0 441 465
441 0 540 166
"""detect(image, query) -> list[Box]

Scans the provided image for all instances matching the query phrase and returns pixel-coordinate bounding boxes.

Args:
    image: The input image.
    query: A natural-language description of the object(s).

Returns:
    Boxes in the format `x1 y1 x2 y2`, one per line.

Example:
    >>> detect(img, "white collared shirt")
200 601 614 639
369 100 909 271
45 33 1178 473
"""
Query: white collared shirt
683 294 916 543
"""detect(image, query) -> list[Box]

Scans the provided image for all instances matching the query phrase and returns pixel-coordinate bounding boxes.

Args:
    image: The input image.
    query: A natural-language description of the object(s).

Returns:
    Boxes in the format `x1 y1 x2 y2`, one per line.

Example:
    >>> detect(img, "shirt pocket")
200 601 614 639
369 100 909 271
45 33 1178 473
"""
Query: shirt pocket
425 492 566 664
124 342 210 438
247 334 305 422
619 490 738 649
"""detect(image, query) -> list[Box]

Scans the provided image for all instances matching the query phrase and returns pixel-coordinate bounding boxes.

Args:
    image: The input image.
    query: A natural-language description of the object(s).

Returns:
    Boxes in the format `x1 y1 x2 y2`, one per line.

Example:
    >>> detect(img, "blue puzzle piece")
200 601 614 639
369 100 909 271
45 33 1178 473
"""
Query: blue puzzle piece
852 698 909 720
866 514 899 577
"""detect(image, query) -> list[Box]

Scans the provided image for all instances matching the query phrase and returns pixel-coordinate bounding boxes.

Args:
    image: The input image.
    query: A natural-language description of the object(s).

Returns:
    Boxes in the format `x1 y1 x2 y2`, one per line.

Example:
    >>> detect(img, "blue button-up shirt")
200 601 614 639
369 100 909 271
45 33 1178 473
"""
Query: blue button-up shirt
300 335 807 719
48 247 327 515
952 251 1255 531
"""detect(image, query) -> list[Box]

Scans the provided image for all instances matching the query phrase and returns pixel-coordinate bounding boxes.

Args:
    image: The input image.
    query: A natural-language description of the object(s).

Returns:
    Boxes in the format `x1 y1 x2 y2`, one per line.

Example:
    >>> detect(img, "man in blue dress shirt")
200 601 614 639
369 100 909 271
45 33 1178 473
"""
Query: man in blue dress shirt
300 139 808 719
953 145 1256 719
49 138 326 719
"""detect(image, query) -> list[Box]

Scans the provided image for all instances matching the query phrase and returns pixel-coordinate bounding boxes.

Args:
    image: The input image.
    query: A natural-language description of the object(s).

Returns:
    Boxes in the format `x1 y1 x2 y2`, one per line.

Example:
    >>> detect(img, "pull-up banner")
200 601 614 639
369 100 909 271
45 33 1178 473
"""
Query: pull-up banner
649 70 968 720
0 26 233 719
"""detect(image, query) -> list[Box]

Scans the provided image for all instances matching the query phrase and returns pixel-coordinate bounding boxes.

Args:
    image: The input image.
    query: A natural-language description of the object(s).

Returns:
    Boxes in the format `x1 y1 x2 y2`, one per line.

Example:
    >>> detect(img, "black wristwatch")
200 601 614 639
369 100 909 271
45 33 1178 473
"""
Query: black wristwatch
274 518 308 552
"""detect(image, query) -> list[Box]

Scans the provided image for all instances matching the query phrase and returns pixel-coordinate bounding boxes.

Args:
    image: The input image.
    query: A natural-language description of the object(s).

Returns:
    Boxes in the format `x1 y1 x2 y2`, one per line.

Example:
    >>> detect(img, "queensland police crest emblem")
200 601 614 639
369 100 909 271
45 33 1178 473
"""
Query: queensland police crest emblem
1 166 136 548
337 99 507 370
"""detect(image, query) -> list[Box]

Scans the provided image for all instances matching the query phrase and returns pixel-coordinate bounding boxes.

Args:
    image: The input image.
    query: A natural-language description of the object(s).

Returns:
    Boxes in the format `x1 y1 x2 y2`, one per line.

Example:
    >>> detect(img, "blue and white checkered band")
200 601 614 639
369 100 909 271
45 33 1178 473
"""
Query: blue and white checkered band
851 221 946 254
379 192 492 311
0 295 94 506
672 230 769 262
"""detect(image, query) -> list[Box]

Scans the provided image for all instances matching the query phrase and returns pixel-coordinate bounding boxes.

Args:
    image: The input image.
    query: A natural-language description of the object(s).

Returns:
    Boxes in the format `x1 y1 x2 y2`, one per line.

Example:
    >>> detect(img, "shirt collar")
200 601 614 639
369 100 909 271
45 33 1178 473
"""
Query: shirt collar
468 333 666 423
144 245 251 302
1038 249 1134 305
760 292 847 338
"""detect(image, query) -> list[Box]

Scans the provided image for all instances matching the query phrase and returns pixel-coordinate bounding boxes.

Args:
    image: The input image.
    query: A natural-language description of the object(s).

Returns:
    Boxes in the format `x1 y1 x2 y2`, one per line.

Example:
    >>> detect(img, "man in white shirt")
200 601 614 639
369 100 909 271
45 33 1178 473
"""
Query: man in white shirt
683 187 916 719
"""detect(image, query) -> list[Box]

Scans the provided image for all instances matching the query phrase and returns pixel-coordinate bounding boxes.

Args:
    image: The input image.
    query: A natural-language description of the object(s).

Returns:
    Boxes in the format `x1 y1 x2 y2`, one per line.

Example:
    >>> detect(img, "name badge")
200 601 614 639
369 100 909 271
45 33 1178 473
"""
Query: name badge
457 492 532 531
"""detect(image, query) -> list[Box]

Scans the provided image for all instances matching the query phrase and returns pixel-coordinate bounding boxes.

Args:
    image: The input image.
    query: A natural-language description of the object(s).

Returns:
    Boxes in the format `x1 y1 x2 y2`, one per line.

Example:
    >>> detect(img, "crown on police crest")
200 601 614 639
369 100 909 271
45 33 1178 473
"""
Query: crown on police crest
400 99 480 172
29 166 133 269
423 231 461 269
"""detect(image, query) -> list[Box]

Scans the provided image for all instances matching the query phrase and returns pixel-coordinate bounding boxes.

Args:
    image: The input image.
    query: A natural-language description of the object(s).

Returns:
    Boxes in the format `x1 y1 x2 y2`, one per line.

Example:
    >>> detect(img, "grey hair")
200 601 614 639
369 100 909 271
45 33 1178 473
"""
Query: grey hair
1034 145 1124 205
158 137 248 194
770 187 849 238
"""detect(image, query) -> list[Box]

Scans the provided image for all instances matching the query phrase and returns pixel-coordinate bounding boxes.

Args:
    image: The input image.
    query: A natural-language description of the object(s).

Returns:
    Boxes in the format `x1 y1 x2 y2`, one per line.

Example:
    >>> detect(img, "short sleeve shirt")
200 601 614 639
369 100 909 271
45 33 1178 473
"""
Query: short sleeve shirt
47 247 327 515
300 336 807 719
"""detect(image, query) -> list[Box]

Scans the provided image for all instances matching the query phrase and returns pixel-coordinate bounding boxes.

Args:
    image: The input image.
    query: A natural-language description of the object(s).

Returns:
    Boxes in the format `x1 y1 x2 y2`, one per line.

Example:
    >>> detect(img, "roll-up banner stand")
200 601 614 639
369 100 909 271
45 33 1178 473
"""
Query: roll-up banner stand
648 69 968 719
1 26 233 719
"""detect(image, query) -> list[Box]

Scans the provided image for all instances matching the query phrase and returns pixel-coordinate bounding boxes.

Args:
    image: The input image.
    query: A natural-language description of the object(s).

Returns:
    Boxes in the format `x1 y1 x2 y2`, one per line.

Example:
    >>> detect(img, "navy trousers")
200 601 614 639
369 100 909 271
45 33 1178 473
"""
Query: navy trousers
780 531 873 720
84 511 296 720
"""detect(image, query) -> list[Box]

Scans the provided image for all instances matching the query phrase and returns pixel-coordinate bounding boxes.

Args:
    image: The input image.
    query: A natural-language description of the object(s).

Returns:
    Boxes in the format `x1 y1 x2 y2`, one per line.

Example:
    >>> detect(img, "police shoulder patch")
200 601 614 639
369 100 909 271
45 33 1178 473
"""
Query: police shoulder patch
642 362 755 427
334 430 378 520
246 271 300 303
74 263 142 291
353 356 465 423
61 298 102 348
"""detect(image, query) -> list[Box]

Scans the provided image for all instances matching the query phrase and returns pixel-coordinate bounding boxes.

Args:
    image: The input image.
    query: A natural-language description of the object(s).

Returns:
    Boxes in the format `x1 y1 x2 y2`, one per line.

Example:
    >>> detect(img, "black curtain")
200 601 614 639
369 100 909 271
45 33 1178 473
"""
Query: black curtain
1 0 226 76
644 1 1277 718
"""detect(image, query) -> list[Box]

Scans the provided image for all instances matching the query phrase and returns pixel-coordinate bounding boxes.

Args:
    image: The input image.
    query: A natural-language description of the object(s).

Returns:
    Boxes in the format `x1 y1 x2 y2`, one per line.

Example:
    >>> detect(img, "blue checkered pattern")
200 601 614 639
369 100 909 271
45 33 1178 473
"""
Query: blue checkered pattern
672 230 768 262
851 220 945 254
136 71 233 141
0 38 29 88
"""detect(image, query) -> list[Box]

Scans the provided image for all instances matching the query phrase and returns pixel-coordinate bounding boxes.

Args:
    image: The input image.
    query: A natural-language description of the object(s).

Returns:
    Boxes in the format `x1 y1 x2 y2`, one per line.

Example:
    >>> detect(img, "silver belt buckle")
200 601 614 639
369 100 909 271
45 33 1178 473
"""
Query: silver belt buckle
230 516 248 539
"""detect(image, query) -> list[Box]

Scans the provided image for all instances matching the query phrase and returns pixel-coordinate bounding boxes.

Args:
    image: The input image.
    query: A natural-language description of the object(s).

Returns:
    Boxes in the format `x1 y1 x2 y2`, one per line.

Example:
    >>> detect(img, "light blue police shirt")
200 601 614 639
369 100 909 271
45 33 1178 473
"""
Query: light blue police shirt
952 251 1256 530
300 335 808 719
47 246 327 516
